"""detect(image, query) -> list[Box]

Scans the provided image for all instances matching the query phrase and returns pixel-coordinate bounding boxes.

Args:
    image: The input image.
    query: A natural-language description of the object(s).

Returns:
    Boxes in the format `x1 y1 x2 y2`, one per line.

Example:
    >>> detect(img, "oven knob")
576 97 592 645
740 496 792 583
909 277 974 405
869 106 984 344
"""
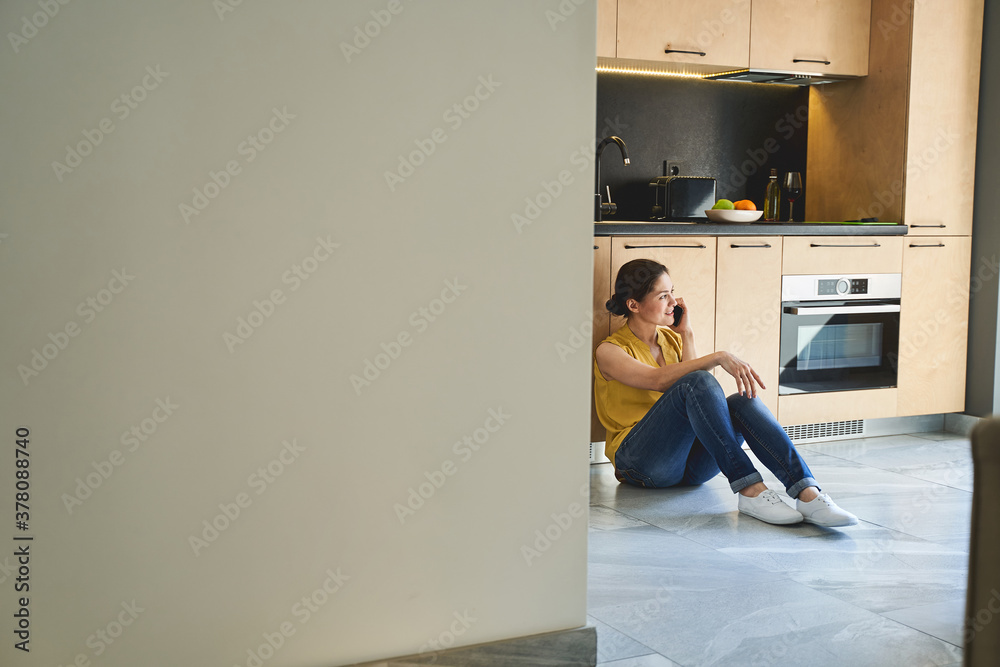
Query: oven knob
836 278 850 295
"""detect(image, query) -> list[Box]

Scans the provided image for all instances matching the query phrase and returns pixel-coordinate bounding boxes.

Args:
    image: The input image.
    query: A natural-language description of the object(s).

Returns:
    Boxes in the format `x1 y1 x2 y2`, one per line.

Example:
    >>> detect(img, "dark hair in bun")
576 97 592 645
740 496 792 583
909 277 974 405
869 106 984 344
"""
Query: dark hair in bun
606 259 669 319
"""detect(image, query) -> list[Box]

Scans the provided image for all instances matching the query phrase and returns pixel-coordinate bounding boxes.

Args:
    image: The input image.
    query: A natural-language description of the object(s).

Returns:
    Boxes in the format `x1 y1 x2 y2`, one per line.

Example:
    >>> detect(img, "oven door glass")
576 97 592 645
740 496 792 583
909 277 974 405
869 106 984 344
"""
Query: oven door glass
778 301 900 395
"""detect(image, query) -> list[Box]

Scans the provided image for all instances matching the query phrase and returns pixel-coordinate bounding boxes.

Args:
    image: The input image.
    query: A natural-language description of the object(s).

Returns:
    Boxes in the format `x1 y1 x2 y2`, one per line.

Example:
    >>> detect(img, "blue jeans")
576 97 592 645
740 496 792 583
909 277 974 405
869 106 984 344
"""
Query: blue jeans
613 370 819 497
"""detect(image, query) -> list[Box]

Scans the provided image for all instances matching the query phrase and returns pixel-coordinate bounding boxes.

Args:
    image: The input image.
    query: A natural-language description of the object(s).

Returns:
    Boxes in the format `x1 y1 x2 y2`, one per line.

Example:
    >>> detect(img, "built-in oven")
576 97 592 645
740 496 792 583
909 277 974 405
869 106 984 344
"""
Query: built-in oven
779 274 901 395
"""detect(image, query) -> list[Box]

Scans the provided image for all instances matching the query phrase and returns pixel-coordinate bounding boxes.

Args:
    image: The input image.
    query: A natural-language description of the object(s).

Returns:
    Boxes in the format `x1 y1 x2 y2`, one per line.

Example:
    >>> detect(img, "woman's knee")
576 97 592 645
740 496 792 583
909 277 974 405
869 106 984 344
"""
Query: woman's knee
726 392 753 409
686 369 720 389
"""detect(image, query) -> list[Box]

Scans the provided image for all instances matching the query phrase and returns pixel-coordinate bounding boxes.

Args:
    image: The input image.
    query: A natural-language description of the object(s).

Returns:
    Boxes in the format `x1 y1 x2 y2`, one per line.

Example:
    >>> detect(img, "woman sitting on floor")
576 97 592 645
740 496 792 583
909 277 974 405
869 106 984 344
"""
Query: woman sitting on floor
593 258 856 527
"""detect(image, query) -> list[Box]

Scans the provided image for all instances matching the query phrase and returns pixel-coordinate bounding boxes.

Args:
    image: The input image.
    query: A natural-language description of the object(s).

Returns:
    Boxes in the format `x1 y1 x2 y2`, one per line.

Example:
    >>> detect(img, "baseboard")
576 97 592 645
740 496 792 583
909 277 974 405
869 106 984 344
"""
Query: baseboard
591 414 973 453
348 625 597 667
945 412 982 436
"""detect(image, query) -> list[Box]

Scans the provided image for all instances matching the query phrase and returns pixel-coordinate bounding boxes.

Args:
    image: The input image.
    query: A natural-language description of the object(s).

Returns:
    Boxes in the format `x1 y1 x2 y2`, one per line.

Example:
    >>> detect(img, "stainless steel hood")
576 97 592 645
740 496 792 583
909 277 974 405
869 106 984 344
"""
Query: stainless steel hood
704 69 852 86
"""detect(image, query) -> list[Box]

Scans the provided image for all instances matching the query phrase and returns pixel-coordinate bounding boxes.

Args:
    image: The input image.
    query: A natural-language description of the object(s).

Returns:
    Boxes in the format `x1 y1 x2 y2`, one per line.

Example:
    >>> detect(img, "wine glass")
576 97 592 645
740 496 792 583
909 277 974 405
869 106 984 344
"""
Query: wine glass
784 172 802 222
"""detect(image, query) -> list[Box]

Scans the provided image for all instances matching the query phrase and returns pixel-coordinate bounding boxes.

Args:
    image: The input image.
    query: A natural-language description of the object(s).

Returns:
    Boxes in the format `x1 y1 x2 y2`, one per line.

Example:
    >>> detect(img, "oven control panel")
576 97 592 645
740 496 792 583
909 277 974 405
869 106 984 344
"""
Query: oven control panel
781 273 902 302
817 277 869 296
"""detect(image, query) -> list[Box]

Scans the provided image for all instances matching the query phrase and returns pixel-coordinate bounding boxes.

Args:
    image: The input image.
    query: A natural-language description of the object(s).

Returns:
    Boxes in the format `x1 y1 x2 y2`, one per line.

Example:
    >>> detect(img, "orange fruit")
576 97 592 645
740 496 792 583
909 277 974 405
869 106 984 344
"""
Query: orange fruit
734 199 757 211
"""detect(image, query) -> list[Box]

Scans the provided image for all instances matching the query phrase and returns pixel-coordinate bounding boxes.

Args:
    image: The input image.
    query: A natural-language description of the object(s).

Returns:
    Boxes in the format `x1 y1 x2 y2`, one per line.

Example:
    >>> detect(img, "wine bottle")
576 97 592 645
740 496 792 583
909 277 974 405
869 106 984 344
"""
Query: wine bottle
764 168 780 221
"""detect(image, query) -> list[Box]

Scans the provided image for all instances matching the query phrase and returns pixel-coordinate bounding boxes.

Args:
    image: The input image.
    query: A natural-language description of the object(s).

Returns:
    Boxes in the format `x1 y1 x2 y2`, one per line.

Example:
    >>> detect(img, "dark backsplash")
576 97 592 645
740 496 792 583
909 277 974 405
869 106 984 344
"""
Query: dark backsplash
596 73 809 222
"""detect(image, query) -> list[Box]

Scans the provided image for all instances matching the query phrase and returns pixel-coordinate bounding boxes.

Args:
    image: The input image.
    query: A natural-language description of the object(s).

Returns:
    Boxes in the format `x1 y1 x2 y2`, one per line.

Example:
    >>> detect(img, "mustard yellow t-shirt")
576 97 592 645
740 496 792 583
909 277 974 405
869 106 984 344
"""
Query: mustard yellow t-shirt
593 323 683 467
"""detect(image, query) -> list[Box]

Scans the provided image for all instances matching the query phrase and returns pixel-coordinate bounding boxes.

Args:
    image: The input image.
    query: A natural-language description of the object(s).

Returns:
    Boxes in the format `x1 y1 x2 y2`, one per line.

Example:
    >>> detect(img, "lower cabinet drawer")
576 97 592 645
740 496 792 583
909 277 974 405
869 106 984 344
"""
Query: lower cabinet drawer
778 388 897 426
782 236 903 275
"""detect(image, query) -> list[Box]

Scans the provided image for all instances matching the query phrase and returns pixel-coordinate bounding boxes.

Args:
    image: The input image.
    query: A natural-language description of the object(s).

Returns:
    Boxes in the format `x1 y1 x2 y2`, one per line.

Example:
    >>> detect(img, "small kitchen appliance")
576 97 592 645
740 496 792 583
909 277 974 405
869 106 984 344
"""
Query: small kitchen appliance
649 174 716 222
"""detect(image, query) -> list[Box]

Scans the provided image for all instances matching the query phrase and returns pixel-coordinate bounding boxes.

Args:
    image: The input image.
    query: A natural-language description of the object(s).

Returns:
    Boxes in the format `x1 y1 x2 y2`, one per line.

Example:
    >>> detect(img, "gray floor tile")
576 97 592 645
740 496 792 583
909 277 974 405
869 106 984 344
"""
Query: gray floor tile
882 597 967 646
589 505 653 532
588 616 656 664
908 431 968 442
587 437 973 667
597 654 679 667
590 579 963 667
588 526 787 609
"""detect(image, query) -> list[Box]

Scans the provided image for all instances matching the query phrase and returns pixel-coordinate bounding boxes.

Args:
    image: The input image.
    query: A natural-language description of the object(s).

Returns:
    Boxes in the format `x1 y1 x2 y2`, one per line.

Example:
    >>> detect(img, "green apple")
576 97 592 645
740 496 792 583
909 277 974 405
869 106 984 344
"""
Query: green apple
712 199 735 210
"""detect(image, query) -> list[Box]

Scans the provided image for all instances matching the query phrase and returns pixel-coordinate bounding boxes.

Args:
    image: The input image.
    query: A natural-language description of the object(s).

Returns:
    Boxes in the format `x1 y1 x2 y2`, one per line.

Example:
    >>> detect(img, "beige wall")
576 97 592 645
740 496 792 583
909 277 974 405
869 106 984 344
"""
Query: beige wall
0 2 597 665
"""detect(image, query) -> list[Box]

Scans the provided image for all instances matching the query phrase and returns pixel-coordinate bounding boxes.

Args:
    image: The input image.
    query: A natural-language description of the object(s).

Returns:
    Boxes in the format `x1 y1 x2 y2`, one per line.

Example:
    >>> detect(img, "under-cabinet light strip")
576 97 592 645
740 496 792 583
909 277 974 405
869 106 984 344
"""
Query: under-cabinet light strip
595 65 752 81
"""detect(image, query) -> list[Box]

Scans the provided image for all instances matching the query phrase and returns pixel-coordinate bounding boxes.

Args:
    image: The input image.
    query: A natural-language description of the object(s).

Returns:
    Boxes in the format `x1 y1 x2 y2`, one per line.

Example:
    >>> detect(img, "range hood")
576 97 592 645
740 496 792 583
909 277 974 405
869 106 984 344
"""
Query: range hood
703 68 851 86
595 58 860 86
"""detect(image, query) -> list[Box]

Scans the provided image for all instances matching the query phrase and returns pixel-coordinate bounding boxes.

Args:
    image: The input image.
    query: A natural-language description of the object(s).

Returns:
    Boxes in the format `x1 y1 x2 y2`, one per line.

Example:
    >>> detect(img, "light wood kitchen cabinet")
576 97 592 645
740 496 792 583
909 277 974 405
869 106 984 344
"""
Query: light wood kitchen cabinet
615 0 750 70
807 0 983 233
779 388 898 426
902 1 983 236
590 236 717 445
782 236 903 275
714 237 782 417
592 238 612 442
750 0 871 77
896 236 973 416
611 236 718 355
597 0 618 58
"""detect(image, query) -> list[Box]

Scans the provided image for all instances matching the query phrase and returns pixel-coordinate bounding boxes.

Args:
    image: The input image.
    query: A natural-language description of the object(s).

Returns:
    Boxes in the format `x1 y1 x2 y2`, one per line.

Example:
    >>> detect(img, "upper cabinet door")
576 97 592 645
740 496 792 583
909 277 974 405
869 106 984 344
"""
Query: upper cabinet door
616 0 750 69
598 0 618 57
749 0 871 77
902 0 983 236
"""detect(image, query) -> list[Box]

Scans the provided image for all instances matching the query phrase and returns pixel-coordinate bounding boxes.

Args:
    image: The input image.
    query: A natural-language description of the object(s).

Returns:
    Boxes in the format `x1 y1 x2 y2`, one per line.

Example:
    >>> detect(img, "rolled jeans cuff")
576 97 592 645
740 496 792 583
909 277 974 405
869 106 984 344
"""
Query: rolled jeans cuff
729 471 764 494
787 476 820 499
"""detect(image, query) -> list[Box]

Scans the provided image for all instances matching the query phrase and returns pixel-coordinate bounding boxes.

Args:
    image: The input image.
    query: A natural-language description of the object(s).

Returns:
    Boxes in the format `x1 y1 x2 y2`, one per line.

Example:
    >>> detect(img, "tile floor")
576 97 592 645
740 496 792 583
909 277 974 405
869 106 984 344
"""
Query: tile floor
587 431 972 667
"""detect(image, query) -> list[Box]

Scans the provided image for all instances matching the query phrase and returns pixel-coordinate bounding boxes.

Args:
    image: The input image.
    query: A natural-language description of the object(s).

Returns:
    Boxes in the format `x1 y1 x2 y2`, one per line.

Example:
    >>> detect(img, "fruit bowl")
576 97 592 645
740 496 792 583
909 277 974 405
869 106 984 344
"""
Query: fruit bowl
704 209 764 223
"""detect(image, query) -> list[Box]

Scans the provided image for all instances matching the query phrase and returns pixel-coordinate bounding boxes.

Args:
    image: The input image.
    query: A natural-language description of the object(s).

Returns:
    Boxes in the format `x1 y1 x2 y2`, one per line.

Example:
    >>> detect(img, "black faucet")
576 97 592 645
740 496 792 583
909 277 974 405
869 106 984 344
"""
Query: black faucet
595 136 630 222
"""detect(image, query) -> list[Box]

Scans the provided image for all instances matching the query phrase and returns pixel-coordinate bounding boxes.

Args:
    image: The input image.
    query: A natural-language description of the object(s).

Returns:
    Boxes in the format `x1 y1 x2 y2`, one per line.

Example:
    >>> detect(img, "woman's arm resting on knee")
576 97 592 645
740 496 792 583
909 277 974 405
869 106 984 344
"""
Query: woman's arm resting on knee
595 343 720 392
596 345 765 396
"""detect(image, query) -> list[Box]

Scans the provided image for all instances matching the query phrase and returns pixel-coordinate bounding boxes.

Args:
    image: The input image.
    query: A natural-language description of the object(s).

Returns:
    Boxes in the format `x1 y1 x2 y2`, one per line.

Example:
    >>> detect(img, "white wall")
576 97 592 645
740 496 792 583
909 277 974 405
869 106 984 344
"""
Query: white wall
0 2 597 665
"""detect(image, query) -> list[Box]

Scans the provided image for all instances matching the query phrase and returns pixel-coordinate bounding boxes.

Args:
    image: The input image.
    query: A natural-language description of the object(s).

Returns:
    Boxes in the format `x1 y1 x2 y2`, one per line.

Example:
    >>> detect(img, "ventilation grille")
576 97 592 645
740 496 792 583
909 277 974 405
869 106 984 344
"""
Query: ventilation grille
783 419 865 442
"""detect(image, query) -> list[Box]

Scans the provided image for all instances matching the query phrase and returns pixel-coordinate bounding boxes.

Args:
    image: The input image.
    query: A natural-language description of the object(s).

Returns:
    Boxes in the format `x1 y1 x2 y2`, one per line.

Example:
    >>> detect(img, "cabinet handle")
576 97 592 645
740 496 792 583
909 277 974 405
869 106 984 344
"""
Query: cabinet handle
730 243 772 249
624 243 706 249
594 245 599 250
809 243 881 248
910 224 947 228
793 58 831 65
664 48 706 56
908 243 946 248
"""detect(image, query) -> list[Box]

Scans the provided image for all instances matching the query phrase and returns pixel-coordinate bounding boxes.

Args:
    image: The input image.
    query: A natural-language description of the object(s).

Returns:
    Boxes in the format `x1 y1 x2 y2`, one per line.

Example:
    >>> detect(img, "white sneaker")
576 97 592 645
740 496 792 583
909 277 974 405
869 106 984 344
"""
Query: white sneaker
738 489 803 525
797 493 858 527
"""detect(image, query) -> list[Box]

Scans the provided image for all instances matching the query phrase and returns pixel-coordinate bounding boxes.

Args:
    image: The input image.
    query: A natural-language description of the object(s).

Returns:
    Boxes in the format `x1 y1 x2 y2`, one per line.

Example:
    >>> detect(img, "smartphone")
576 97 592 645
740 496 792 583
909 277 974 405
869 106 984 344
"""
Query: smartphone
672 305 684 324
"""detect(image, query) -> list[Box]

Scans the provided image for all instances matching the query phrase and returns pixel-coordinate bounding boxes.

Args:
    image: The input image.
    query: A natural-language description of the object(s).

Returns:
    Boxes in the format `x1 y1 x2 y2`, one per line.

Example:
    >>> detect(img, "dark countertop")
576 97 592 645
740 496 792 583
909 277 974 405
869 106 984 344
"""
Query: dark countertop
594 221 909 236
